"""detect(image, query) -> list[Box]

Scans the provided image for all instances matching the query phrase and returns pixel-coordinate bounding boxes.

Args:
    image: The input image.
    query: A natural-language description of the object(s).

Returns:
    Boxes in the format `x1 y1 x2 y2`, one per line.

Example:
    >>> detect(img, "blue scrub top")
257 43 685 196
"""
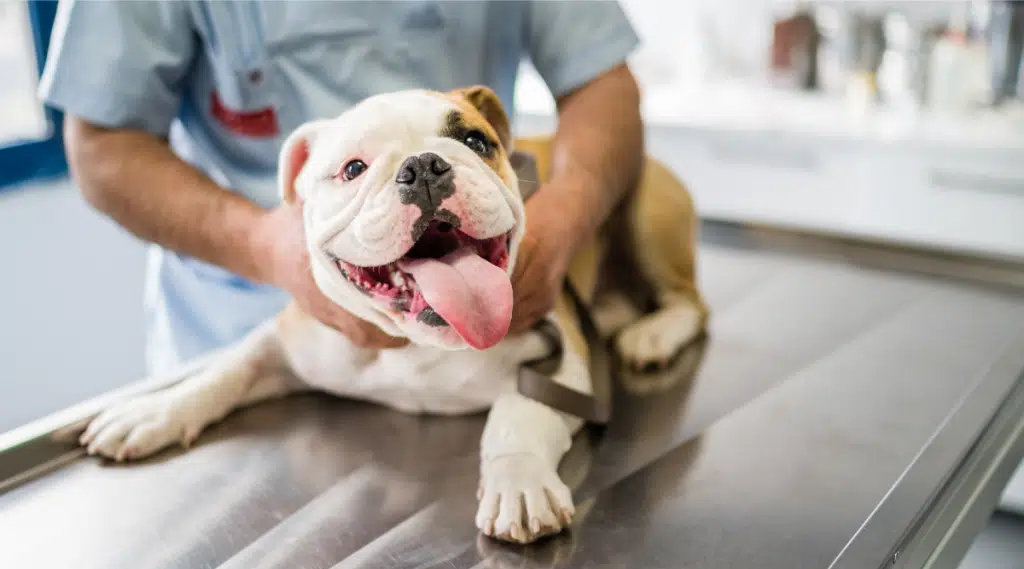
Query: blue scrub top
38 0 640 375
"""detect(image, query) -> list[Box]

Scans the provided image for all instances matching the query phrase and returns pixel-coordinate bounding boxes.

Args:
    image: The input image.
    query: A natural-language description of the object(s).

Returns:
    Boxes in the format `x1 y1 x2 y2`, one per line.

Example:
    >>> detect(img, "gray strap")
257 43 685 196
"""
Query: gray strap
516 283 612 425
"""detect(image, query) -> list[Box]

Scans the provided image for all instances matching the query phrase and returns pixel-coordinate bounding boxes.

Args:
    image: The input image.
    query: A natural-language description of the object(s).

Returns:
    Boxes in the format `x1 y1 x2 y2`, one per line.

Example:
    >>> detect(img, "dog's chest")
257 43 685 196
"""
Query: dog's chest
280 322 531 414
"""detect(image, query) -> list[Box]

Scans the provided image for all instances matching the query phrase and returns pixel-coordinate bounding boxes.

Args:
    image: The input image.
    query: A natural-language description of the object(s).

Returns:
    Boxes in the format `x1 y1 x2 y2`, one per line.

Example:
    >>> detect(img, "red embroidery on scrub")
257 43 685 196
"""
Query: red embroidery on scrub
210 90 279 138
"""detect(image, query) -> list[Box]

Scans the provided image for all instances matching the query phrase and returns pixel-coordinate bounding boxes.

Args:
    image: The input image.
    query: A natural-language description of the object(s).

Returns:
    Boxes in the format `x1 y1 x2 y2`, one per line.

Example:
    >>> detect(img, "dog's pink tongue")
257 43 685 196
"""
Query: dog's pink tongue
398 248 512 350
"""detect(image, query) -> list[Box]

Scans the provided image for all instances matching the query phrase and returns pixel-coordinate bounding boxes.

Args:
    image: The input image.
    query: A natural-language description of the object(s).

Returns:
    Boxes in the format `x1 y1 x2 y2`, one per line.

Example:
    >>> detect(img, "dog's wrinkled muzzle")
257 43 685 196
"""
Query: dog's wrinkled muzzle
304 150 537 351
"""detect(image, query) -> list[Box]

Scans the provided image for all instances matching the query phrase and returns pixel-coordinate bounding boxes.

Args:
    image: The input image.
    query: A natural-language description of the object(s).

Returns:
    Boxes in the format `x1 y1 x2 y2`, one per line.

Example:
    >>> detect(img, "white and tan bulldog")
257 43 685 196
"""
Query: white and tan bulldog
78 86 708 544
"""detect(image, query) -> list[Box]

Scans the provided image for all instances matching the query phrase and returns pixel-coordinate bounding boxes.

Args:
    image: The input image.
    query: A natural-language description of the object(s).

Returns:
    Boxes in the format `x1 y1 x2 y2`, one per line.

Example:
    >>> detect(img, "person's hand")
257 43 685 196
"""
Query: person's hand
252 201 408 349
507 189 579 335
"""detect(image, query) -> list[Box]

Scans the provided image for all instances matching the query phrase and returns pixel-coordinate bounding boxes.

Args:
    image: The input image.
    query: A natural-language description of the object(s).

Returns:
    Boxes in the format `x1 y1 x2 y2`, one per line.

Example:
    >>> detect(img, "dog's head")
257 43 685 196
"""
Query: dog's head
278 86 525 351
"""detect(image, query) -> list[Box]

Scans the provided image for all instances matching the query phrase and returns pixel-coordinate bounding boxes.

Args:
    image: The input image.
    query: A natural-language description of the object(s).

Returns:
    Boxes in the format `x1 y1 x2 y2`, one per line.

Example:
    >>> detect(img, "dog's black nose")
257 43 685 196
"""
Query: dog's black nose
426 153 451 175
396 163 415 184
396 152 451 186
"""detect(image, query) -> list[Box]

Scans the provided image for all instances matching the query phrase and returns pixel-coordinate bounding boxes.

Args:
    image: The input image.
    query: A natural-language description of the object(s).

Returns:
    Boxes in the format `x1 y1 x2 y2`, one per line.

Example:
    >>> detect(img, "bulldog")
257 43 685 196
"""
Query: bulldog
78 86 708 544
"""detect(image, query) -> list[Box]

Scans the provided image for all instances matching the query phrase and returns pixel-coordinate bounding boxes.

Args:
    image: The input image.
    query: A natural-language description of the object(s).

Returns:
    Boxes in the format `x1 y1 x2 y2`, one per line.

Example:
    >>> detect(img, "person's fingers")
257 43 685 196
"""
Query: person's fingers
511 279 543 323
510 275 563 334
510 314 538 335
355 326 407 349
322 301 407 349
511 261 528 287
508 299 545 334
299 276 408 349
310 294 369 343
365 327 409 349
511 261 537 305
508 319 529 335
510 236 536 284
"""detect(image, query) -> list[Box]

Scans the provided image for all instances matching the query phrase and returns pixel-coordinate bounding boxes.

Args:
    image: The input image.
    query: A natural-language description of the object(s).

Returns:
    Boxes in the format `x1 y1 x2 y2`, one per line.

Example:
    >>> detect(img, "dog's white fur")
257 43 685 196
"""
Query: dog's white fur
79 88 705 544
287 91 526 349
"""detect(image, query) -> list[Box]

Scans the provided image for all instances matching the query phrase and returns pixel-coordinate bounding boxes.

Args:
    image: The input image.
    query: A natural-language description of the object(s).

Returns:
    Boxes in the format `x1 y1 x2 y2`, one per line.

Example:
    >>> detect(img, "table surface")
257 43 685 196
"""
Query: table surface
2 222 1024 569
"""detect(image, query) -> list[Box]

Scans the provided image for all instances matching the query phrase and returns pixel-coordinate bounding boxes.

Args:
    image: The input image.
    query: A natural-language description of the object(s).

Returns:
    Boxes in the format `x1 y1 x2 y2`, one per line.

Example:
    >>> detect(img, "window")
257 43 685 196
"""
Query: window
0 0 66 190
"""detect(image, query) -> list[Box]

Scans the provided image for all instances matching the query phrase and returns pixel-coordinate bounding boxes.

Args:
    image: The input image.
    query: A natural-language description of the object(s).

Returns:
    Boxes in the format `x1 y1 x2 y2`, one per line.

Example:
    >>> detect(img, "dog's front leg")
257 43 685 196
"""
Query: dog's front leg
476 324 591 544
80 318 301 461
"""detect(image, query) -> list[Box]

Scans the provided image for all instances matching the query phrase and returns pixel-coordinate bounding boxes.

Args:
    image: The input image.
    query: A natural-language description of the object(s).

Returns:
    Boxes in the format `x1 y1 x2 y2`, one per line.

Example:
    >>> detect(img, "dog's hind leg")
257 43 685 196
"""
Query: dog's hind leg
614 157 709 372
80 311 304 461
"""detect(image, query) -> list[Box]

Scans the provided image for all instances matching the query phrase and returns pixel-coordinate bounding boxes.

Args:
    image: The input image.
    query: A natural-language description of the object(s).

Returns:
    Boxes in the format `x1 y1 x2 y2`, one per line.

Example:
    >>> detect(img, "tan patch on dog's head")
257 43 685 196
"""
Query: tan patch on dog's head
437 86 515 186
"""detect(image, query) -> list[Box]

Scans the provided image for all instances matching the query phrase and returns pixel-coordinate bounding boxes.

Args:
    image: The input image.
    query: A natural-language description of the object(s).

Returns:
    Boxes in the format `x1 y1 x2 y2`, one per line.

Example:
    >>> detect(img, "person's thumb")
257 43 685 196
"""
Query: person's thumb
324 302 407 349
369 326 409 348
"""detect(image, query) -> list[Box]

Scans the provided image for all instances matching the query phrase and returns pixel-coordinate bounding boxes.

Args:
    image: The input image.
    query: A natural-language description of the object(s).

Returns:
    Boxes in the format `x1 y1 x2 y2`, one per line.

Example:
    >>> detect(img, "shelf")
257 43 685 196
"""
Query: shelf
513 72 1024 261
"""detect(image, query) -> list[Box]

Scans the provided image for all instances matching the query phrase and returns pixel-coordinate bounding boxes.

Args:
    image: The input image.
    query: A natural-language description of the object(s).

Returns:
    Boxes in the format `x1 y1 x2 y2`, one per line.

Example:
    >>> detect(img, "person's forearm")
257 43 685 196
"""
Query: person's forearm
64 116 271 283
544 63 644 245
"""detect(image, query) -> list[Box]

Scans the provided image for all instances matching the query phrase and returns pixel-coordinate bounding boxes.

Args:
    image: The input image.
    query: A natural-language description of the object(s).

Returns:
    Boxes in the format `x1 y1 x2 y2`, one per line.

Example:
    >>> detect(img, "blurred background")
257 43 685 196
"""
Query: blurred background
0 1 1022 566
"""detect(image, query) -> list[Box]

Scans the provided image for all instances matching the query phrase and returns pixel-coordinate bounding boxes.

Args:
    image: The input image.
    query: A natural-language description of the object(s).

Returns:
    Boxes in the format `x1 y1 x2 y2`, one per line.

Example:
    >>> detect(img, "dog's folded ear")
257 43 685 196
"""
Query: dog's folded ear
277 120 330 204
449 85 512 152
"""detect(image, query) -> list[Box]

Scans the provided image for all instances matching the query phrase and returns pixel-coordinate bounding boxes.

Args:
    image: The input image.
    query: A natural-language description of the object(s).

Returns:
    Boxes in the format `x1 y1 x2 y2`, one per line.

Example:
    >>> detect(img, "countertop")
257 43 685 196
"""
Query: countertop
2 221 1023 569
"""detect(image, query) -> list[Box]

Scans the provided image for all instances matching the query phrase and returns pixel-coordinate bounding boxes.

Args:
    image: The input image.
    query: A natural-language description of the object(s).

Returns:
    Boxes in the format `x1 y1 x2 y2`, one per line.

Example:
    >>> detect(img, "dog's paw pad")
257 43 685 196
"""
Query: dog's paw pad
80 392 196 461
476 454 574 544
616 304 702 372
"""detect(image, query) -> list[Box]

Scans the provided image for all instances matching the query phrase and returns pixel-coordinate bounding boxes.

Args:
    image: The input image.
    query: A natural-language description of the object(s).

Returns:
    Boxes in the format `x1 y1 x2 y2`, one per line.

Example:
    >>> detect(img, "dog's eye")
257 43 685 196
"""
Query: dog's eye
462 131 489 154
340 159 368 181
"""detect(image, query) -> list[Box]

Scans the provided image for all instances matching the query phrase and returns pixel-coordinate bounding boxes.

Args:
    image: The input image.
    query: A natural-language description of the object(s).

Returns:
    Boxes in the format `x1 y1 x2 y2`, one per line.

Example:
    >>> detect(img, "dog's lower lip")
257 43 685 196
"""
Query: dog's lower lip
417 308 448 327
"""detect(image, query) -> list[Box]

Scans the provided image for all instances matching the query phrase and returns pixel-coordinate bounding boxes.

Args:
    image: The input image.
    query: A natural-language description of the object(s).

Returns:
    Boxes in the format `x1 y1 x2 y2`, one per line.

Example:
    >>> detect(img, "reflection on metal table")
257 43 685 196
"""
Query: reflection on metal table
2 220 1023 569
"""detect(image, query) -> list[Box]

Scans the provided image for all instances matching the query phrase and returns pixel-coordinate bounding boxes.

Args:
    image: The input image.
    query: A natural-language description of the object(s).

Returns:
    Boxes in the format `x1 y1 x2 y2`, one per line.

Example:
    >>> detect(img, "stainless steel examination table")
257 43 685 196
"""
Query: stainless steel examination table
2 221 1024 569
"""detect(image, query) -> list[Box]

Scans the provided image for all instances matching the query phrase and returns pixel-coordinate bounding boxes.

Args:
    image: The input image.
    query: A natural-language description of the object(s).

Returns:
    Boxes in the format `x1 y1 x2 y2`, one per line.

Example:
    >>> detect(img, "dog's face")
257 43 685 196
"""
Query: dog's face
278 87 525 351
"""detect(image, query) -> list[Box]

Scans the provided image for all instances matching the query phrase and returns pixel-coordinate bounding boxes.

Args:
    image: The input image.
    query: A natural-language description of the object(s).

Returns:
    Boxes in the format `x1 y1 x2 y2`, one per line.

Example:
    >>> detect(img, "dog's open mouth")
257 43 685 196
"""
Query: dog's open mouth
330 220 514 349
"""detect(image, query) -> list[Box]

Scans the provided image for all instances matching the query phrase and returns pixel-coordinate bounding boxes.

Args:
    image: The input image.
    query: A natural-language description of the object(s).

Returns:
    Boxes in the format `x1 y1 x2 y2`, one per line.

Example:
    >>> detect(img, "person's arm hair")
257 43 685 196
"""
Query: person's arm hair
545 63 644 246
64 116 271 283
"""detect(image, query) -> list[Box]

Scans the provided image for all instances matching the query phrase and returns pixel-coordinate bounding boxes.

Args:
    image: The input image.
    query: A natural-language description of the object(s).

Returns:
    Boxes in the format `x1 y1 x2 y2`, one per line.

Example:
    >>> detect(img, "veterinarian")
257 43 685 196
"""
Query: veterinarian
39 1 645 375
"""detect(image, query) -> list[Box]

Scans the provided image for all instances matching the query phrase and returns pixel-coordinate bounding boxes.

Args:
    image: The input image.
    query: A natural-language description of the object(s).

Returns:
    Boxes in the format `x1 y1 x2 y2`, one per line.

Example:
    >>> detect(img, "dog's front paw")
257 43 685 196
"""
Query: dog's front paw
79 390 204 462
476 454 574 544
